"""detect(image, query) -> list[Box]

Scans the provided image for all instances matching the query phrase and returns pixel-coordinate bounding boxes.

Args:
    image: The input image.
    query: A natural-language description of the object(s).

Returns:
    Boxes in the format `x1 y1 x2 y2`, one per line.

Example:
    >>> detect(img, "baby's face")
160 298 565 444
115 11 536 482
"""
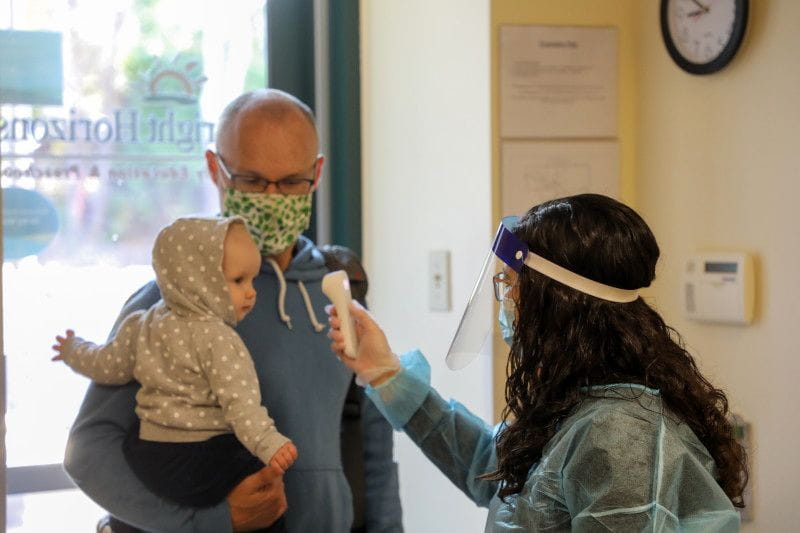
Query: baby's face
222 224 262 322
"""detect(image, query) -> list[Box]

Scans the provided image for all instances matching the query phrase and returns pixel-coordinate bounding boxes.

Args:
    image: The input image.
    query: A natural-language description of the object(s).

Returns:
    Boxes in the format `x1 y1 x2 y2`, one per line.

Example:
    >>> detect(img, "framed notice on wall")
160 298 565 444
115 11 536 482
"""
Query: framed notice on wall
501 140 620 217
500 25 618 138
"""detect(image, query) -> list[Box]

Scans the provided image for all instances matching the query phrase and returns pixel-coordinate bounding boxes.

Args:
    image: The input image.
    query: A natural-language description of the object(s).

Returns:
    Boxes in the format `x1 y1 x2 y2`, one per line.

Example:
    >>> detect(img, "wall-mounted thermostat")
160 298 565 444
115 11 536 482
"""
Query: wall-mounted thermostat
683 252 755 325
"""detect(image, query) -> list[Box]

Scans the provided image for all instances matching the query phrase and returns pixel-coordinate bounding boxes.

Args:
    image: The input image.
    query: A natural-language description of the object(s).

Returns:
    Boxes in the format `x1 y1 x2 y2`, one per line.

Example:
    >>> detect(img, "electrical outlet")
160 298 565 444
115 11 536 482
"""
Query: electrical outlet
429 250 451 312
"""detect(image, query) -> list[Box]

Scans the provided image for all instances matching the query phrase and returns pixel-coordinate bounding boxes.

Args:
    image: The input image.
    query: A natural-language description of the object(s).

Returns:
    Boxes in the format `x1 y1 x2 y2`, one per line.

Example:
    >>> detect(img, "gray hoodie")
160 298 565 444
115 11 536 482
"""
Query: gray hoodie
61 216 289 466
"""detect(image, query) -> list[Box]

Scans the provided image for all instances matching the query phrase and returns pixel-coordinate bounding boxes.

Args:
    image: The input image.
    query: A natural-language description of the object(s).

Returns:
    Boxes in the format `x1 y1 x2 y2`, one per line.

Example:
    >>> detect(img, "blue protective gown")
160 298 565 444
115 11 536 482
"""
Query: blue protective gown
366 350 740 532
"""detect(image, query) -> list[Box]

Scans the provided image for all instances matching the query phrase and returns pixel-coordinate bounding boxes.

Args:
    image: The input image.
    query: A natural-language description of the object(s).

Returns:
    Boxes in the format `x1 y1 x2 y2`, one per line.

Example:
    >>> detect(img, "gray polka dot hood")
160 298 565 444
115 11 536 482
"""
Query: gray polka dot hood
59 216 290 466
152 216 239 327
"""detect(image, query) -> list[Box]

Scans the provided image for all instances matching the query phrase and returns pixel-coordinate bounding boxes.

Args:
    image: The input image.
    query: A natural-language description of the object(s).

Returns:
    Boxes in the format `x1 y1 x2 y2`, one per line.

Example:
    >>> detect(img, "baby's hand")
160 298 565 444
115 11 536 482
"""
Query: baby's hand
52 330 75 361
269 442 298 474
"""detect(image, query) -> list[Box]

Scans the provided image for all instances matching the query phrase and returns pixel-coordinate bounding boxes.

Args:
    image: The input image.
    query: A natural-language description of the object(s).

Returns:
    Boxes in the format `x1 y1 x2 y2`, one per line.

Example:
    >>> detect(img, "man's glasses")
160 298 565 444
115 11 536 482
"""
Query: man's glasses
215 153 316 195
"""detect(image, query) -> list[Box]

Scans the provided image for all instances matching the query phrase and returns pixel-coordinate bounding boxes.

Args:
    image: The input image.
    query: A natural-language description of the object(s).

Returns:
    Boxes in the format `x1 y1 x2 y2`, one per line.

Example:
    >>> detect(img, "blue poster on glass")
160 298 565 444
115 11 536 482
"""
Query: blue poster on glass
2 187 60 260
0 29 64 106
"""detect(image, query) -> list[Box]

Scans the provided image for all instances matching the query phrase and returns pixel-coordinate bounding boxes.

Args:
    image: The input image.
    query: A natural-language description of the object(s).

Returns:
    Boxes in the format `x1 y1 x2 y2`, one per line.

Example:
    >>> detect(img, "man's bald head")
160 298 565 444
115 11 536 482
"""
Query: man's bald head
205 89 324 266
215 89 318 158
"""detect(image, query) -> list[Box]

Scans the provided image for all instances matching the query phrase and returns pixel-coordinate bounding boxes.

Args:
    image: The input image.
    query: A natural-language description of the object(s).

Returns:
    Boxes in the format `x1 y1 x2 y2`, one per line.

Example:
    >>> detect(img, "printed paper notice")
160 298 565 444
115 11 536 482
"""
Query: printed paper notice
500 25 617 138
501 141 619 218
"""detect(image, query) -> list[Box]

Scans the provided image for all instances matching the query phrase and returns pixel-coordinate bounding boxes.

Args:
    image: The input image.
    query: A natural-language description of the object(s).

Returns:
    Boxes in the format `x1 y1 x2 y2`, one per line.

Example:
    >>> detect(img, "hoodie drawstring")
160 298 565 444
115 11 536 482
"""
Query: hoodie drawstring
298 281 326 332
265 258 326 333
266 257 293 330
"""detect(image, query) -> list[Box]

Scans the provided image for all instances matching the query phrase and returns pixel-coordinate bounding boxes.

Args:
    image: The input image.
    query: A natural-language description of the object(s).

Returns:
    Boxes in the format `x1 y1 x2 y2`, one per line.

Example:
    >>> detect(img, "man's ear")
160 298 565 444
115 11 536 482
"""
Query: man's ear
312 154 325 190
205 150 221 187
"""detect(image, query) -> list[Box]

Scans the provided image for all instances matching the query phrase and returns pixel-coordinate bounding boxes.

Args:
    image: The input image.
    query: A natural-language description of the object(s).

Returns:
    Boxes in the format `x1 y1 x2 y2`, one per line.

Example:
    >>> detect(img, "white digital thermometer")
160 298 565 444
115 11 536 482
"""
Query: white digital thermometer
322 270 359 359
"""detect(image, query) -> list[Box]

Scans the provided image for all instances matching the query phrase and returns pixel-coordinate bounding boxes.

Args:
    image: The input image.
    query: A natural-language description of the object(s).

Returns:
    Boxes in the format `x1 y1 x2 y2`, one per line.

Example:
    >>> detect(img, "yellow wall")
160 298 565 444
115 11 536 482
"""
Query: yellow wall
492 0 800 529
636 1 800 530
490 0 638 420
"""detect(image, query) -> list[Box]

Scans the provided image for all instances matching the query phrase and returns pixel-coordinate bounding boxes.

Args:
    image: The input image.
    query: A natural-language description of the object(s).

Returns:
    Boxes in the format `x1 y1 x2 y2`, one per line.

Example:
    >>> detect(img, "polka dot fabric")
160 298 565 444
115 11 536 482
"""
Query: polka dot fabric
152 216 242 327
59 216 291 466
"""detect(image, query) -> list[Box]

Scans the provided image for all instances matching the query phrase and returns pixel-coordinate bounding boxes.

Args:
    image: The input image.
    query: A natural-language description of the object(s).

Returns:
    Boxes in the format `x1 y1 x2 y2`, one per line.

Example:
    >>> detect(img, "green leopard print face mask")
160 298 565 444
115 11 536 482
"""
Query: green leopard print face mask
222 188 312 255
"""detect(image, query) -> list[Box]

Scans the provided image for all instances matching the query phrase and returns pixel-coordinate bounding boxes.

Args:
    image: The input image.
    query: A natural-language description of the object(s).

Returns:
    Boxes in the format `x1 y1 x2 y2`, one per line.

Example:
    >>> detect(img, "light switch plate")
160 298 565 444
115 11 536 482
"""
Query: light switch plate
428 250 451 312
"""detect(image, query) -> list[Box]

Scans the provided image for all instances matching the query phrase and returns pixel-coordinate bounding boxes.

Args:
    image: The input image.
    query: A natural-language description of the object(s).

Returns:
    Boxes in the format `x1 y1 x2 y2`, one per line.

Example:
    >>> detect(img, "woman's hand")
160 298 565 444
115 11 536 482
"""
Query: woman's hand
326 301 400 386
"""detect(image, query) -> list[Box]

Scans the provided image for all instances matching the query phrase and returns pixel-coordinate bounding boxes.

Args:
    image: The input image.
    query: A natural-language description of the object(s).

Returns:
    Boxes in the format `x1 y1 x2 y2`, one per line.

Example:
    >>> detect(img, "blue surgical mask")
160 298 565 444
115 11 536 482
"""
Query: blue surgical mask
498 301 515 347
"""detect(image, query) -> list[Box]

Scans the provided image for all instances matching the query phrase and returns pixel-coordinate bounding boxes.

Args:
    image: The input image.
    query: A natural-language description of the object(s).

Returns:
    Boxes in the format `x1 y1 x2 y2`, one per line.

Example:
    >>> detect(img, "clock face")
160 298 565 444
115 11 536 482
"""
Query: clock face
668 0 736 64
661 0 748 74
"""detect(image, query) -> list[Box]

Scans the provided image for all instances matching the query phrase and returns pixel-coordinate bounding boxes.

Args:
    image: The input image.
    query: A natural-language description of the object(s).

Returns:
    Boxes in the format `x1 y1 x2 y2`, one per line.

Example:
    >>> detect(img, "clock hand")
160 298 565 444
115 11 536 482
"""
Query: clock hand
689 0 710 10
687 8 707 18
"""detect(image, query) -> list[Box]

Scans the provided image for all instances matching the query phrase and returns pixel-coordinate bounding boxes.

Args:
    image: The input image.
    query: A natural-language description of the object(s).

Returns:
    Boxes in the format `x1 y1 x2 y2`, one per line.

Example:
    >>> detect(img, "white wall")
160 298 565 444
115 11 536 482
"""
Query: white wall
635 1 800 530
360 1 492 532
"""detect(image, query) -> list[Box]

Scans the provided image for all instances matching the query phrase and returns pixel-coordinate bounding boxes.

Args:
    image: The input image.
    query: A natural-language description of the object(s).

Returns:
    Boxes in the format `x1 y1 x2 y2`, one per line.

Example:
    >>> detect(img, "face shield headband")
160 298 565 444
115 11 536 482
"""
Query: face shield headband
501 218 641 304
444 216 640 371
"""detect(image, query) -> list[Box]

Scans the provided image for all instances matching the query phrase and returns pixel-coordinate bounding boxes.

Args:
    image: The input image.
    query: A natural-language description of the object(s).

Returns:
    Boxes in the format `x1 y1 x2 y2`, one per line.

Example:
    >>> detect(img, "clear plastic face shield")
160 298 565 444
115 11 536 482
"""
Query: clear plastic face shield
445 217 526 370
445 216 641 370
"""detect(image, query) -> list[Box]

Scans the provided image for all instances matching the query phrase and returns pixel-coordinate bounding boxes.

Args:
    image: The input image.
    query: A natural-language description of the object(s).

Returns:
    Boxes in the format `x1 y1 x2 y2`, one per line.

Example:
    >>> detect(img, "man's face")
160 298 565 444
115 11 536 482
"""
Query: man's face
209 110 322 207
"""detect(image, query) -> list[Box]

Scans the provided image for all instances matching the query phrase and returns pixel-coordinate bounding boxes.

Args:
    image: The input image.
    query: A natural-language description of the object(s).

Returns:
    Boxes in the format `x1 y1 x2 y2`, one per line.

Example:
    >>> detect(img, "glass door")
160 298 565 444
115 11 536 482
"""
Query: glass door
1 1 267 530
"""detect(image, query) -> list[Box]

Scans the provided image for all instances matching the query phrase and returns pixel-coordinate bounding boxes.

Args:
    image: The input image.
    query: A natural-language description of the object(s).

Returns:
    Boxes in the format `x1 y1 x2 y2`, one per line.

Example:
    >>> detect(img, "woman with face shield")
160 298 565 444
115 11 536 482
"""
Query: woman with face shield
327 194 748 532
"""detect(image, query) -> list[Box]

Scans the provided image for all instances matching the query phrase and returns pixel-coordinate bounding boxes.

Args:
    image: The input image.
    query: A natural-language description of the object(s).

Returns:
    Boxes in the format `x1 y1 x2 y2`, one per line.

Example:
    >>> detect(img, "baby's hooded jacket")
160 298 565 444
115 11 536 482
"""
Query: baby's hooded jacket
60 216 289 465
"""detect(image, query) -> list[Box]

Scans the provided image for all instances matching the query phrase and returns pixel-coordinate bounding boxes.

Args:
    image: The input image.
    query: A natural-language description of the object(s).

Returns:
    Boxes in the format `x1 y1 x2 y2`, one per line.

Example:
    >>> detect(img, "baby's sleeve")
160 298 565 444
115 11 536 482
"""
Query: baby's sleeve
198 326 290 465
61 311 143 385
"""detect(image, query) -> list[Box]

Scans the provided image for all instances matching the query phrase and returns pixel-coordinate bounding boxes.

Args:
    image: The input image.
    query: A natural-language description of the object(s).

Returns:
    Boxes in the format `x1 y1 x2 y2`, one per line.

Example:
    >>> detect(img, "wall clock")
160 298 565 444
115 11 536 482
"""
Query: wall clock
660 0 748 75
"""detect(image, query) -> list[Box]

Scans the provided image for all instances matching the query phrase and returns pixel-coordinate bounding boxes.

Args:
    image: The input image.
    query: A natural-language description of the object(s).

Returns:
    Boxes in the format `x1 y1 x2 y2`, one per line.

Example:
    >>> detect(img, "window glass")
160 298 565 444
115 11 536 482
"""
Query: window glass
1 0 266 529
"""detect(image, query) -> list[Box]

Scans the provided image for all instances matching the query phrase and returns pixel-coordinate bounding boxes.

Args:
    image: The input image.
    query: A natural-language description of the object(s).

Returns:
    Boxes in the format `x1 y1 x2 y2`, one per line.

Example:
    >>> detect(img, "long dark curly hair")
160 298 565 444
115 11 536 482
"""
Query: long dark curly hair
484 194 748 507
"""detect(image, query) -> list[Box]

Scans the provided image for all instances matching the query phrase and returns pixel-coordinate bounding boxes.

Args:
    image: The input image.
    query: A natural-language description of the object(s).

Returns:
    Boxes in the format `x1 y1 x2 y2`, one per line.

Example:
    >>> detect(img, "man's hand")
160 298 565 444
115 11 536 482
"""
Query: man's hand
227 465 287 532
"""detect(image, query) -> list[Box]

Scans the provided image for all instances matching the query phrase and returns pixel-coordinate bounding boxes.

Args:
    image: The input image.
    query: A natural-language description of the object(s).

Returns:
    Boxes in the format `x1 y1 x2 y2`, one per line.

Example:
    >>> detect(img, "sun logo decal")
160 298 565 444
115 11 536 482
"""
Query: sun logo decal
138 54 207 104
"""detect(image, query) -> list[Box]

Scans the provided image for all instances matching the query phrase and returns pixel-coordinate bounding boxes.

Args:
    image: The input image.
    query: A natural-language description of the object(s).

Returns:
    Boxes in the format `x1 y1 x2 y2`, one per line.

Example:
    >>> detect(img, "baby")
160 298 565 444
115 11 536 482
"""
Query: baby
53 215 297 507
